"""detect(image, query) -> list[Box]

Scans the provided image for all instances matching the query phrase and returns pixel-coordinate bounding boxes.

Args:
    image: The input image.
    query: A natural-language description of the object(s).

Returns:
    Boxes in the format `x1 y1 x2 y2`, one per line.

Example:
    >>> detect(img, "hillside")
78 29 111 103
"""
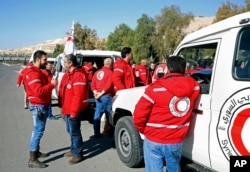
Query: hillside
0 16 215 56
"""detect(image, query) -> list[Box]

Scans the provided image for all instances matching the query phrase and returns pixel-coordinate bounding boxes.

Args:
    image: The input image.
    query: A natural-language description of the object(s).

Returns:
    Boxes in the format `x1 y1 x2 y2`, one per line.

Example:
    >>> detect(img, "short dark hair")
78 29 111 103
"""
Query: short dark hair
33 50 47 62
197 58 206 68
167 56 186 74
65 54 78 66
121 47 132 58
205 58 213 67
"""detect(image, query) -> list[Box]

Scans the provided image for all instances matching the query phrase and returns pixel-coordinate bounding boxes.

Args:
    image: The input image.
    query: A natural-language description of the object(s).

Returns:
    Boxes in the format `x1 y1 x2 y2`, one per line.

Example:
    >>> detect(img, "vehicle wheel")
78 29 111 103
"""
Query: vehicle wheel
115 116 144 168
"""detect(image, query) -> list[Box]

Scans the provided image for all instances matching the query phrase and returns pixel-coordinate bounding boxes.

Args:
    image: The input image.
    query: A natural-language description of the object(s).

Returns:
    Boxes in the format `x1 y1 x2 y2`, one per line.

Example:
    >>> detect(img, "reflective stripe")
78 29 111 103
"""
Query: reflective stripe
28 79 41 85
28 96 38 99
142 93 154 104
114 68 124 73
153 87 167 92
194 85 200 90
141 72 147 75
82 99 89 103
84 66 90 70
73 82 86 86
146 122 190 129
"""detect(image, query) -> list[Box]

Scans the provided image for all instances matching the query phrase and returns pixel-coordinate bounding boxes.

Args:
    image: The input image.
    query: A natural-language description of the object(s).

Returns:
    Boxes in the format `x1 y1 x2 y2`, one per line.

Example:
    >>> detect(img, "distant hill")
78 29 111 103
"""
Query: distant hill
0 16 215 56
0 38 67 56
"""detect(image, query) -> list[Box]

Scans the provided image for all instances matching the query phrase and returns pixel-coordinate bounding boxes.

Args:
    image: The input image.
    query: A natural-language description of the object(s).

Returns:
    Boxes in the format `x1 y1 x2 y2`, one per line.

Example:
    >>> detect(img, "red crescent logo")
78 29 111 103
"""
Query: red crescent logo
230 108 250 155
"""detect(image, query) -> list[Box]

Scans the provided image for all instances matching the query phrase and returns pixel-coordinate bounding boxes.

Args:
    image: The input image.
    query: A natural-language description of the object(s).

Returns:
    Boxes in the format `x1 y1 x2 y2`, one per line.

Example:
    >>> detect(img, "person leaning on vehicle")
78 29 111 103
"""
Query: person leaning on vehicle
22 50 57 168
112 47 135 92
91 57 115 138
133 56 200 172
58 54 89 165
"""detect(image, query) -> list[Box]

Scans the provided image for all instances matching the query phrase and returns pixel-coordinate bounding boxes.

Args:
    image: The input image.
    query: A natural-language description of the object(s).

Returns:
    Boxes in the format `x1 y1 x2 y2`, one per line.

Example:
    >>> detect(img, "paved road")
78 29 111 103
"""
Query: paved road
0 63 146 172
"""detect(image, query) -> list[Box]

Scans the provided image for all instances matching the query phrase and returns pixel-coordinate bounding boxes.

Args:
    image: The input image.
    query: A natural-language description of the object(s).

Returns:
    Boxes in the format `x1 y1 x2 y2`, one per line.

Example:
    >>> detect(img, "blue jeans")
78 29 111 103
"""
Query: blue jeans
29 105 48 151
93 95 114 136
144 137 182 172
65 115 83 157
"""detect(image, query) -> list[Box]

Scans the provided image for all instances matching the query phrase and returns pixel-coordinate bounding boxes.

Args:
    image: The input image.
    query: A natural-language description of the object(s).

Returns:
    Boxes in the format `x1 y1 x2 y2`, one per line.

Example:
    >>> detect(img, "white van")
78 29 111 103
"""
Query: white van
109 12 250 171
51 50 121 100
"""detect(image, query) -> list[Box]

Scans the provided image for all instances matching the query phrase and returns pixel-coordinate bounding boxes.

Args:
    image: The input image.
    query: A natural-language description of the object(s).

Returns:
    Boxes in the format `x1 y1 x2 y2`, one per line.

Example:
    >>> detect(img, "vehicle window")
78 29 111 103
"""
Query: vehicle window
234 27 250 80
177 43 217 94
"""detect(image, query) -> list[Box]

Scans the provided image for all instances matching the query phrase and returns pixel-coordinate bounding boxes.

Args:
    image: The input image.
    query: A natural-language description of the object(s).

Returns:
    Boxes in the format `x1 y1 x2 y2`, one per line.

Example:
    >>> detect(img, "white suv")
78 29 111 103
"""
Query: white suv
109 12 250 171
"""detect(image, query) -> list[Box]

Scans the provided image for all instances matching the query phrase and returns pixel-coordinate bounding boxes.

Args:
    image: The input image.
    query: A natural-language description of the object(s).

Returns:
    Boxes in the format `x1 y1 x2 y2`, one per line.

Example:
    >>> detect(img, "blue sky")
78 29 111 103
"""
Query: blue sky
0 0 245 50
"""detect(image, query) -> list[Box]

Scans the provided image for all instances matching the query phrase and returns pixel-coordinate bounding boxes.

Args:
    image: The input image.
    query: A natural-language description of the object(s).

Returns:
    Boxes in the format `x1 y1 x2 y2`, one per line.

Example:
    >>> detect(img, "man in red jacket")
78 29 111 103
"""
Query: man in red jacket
135 58 150 86
16 62 33 109
58 54 89 165
23 50 57 168
112 47 135 92
133 56 200 172
91 58 115 138
41 62 57 120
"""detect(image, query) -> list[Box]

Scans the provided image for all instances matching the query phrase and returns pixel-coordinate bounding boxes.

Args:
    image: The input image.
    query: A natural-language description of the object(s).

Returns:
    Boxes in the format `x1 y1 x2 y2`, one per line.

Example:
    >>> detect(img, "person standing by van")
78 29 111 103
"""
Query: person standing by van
41 62 57 120
23 50 57 168
135 58 150 86
58 54 89 165
133 56 200 172
16 62 33 109
91 58 115 138
112 47 135 92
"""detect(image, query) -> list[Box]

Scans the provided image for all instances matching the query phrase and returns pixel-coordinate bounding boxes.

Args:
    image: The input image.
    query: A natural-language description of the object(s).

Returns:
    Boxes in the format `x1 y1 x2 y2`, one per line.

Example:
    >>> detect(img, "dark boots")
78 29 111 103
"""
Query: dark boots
28 151 48 168
36 151 49 158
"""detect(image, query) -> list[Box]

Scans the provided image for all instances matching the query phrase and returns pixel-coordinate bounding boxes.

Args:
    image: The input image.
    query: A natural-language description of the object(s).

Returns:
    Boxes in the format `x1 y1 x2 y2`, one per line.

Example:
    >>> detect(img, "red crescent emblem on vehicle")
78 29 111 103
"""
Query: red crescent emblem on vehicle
230 108 250 155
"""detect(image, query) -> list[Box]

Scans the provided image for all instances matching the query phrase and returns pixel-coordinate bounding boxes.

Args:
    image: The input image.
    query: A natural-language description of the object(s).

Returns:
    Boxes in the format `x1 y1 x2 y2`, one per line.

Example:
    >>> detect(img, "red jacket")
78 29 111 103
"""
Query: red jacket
91 66 115 96
133 73 200 144
112 58 135 92
16 63 33 86
83 62 94 81
22 65 55 106
135 64 150 86
41 69 52 82
58 68 89 117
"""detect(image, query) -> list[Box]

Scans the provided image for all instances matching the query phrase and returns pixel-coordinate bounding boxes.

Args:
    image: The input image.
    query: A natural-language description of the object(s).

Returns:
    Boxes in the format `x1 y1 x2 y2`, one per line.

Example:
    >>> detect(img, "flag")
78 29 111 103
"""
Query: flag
64 20 76 55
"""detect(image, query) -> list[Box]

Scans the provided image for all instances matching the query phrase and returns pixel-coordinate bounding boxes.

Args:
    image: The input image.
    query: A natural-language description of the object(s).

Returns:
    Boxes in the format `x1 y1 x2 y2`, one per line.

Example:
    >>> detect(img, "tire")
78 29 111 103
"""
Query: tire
115 116 144 168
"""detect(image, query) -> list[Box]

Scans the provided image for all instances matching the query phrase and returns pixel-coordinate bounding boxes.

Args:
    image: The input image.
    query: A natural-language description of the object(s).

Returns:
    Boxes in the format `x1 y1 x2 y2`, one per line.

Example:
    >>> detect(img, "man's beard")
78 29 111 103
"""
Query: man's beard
40 64 46 69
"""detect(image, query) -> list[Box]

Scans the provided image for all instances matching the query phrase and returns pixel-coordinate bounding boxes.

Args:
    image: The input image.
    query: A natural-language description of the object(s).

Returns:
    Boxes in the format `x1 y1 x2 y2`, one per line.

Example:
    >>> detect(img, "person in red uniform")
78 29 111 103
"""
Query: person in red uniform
148 62 155 84
22 50 57 168
112 47 135 92
58 54 89 165
16 62 33 109
41 62 57 120
83 61 94 82
133 56 200 172
135 58 150 86
91 58 115 138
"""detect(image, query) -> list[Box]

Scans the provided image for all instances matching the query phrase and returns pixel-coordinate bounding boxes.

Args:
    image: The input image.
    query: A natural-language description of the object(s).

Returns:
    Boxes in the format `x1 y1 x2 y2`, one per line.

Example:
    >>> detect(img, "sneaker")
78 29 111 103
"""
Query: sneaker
64 151 73 157
68 156 83 165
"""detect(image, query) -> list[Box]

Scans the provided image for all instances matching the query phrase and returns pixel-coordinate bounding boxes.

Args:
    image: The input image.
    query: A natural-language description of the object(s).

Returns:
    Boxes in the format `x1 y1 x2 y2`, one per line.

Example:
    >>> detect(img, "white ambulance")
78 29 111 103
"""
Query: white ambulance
109 12 250 171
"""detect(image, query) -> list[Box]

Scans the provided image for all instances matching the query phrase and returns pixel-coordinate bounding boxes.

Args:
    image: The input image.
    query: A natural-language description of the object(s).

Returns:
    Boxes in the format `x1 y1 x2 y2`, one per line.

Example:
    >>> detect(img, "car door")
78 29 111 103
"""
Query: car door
176 40 220 169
